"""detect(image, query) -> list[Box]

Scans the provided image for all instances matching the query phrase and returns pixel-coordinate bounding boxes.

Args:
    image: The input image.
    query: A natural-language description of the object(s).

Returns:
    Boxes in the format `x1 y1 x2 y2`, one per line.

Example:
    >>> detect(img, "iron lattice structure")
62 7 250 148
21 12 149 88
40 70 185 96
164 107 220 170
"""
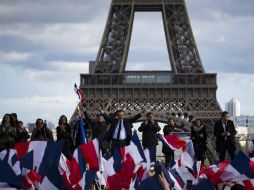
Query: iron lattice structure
79 0 222 132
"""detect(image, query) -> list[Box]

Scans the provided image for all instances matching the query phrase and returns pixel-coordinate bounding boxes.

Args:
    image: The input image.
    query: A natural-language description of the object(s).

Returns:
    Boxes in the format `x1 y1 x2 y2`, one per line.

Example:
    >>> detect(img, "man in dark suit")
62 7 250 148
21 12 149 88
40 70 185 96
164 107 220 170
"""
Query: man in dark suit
138 112 161 163
214 111 237 162
99 107 147 154
83 111 109 155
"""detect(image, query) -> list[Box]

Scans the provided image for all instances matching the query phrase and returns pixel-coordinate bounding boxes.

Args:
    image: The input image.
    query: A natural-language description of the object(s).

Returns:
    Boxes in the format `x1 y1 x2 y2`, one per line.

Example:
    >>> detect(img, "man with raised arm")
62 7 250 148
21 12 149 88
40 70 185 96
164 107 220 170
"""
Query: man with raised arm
98 107 147 154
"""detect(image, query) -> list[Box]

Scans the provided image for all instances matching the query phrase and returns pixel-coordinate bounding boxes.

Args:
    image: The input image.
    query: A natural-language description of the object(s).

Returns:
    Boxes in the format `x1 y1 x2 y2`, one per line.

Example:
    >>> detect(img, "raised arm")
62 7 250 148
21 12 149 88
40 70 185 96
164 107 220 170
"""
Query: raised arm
101 112 115 123
83 111 94 126
130 107 148 123
129 113 143 123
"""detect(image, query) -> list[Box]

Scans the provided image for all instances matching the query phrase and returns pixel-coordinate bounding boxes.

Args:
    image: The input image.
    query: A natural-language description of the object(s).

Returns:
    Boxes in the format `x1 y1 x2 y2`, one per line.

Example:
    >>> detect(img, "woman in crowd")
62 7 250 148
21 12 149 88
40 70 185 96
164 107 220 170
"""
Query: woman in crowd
0 114 16 151
31 118 54 141
11 113 30 142
56 115 74 158
191 119 207 162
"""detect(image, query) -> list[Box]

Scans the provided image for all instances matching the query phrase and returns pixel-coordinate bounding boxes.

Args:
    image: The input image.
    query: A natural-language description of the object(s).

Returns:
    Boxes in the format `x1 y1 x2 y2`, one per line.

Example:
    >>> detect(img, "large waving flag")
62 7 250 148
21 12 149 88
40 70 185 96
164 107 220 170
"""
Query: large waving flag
104 131 146 190
0 149 21 176
17 140 65 189
157 134 186 152
157 133 195 169
202 151 254 190
219 151 254 182
179 140 195 169
0 140 65 190
59 147 87 190
0 159 23 189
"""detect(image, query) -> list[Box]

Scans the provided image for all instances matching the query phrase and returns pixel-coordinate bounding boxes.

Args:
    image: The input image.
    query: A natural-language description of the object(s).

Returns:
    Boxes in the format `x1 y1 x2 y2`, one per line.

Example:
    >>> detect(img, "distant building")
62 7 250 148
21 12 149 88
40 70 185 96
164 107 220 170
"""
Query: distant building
233 115 254 128
233 115 254 139
225 98 240 117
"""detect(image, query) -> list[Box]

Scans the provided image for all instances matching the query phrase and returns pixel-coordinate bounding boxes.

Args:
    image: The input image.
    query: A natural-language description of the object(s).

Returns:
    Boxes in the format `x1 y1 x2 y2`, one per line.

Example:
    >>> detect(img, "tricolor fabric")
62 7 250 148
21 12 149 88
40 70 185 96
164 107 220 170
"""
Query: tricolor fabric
0 158 23 189
201 151 254 190
157 133 195 169
79 138 99 171
100 131 147 190
0 149 21 176
79 119 87 145
168 166 196 190
0 140 65 189
3 134 254 189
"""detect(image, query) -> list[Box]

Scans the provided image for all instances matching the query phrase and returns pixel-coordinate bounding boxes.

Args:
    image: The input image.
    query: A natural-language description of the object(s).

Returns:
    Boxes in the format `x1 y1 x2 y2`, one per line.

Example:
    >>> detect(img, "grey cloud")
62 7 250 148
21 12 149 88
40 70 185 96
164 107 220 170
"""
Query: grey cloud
186 0 254 21
0 0 110 24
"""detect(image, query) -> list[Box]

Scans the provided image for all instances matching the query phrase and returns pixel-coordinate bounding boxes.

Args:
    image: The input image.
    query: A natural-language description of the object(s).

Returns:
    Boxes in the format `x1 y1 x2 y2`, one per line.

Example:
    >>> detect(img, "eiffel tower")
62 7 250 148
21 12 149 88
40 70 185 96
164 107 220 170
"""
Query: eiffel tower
79 0 222 131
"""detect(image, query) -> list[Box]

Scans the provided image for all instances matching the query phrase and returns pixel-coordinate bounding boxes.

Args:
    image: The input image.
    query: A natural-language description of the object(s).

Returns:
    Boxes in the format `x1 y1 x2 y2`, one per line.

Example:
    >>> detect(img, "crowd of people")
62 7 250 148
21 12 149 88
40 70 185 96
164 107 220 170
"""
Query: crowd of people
0 109 241 189
0 109 238 163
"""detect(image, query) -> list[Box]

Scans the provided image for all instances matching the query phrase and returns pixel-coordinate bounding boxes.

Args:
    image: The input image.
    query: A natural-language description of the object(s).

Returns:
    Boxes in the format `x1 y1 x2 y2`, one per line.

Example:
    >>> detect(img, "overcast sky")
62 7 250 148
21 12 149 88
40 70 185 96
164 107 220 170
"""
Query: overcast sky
0 0 253 124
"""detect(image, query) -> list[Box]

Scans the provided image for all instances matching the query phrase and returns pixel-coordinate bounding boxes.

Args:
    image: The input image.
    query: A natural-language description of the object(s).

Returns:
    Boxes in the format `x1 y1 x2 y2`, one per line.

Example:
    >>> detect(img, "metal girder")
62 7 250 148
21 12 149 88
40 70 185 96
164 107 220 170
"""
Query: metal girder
93 0 204 74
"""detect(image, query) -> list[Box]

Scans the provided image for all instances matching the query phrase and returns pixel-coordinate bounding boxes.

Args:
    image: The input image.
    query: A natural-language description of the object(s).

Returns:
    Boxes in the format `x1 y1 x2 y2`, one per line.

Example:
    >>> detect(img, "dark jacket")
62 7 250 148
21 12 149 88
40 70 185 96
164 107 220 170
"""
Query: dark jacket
138 121 161 148
15 127 30 143
163 124 182 135
56 124 71 142
102 112 142 144
84 112 107 141
56 124 74 158
191 125 207 152
0 124 16 151
214 120 237 152
31 126 54 141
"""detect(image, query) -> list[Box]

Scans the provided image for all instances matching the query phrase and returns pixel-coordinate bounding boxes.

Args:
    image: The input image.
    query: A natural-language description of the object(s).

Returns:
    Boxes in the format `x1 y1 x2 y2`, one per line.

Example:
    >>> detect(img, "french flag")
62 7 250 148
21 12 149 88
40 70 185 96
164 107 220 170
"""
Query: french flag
106 153 136 190
168 166 196 190
121 131 146 166
103 132 146 190
59 155 81 190
219 151 254 182
136 148 152 183
179 140 195 169
59 147 97 190
16 140 64 177
203 151 254 189
157 133 194 168
19 141 65 189
0 149 21 176
0 156 23 189
79 138 100 171
157 133 186 153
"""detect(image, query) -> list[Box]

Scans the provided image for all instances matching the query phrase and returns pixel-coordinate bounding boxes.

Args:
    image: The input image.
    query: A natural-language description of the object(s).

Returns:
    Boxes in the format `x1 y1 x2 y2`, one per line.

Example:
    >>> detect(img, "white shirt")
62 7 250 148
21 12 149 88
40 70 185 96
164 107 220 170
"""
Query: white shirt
113 120 126 140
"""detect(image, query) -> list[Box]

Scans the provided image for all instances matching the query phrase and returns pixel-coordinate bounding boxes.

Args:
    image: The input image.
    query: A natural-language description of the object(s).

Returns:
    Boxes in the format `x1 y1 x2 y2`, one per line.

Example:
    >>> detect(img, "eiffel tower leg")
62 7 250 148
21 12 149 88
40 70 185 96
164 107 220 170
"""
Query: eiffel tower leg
162 3 204 73
93 4 135 73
